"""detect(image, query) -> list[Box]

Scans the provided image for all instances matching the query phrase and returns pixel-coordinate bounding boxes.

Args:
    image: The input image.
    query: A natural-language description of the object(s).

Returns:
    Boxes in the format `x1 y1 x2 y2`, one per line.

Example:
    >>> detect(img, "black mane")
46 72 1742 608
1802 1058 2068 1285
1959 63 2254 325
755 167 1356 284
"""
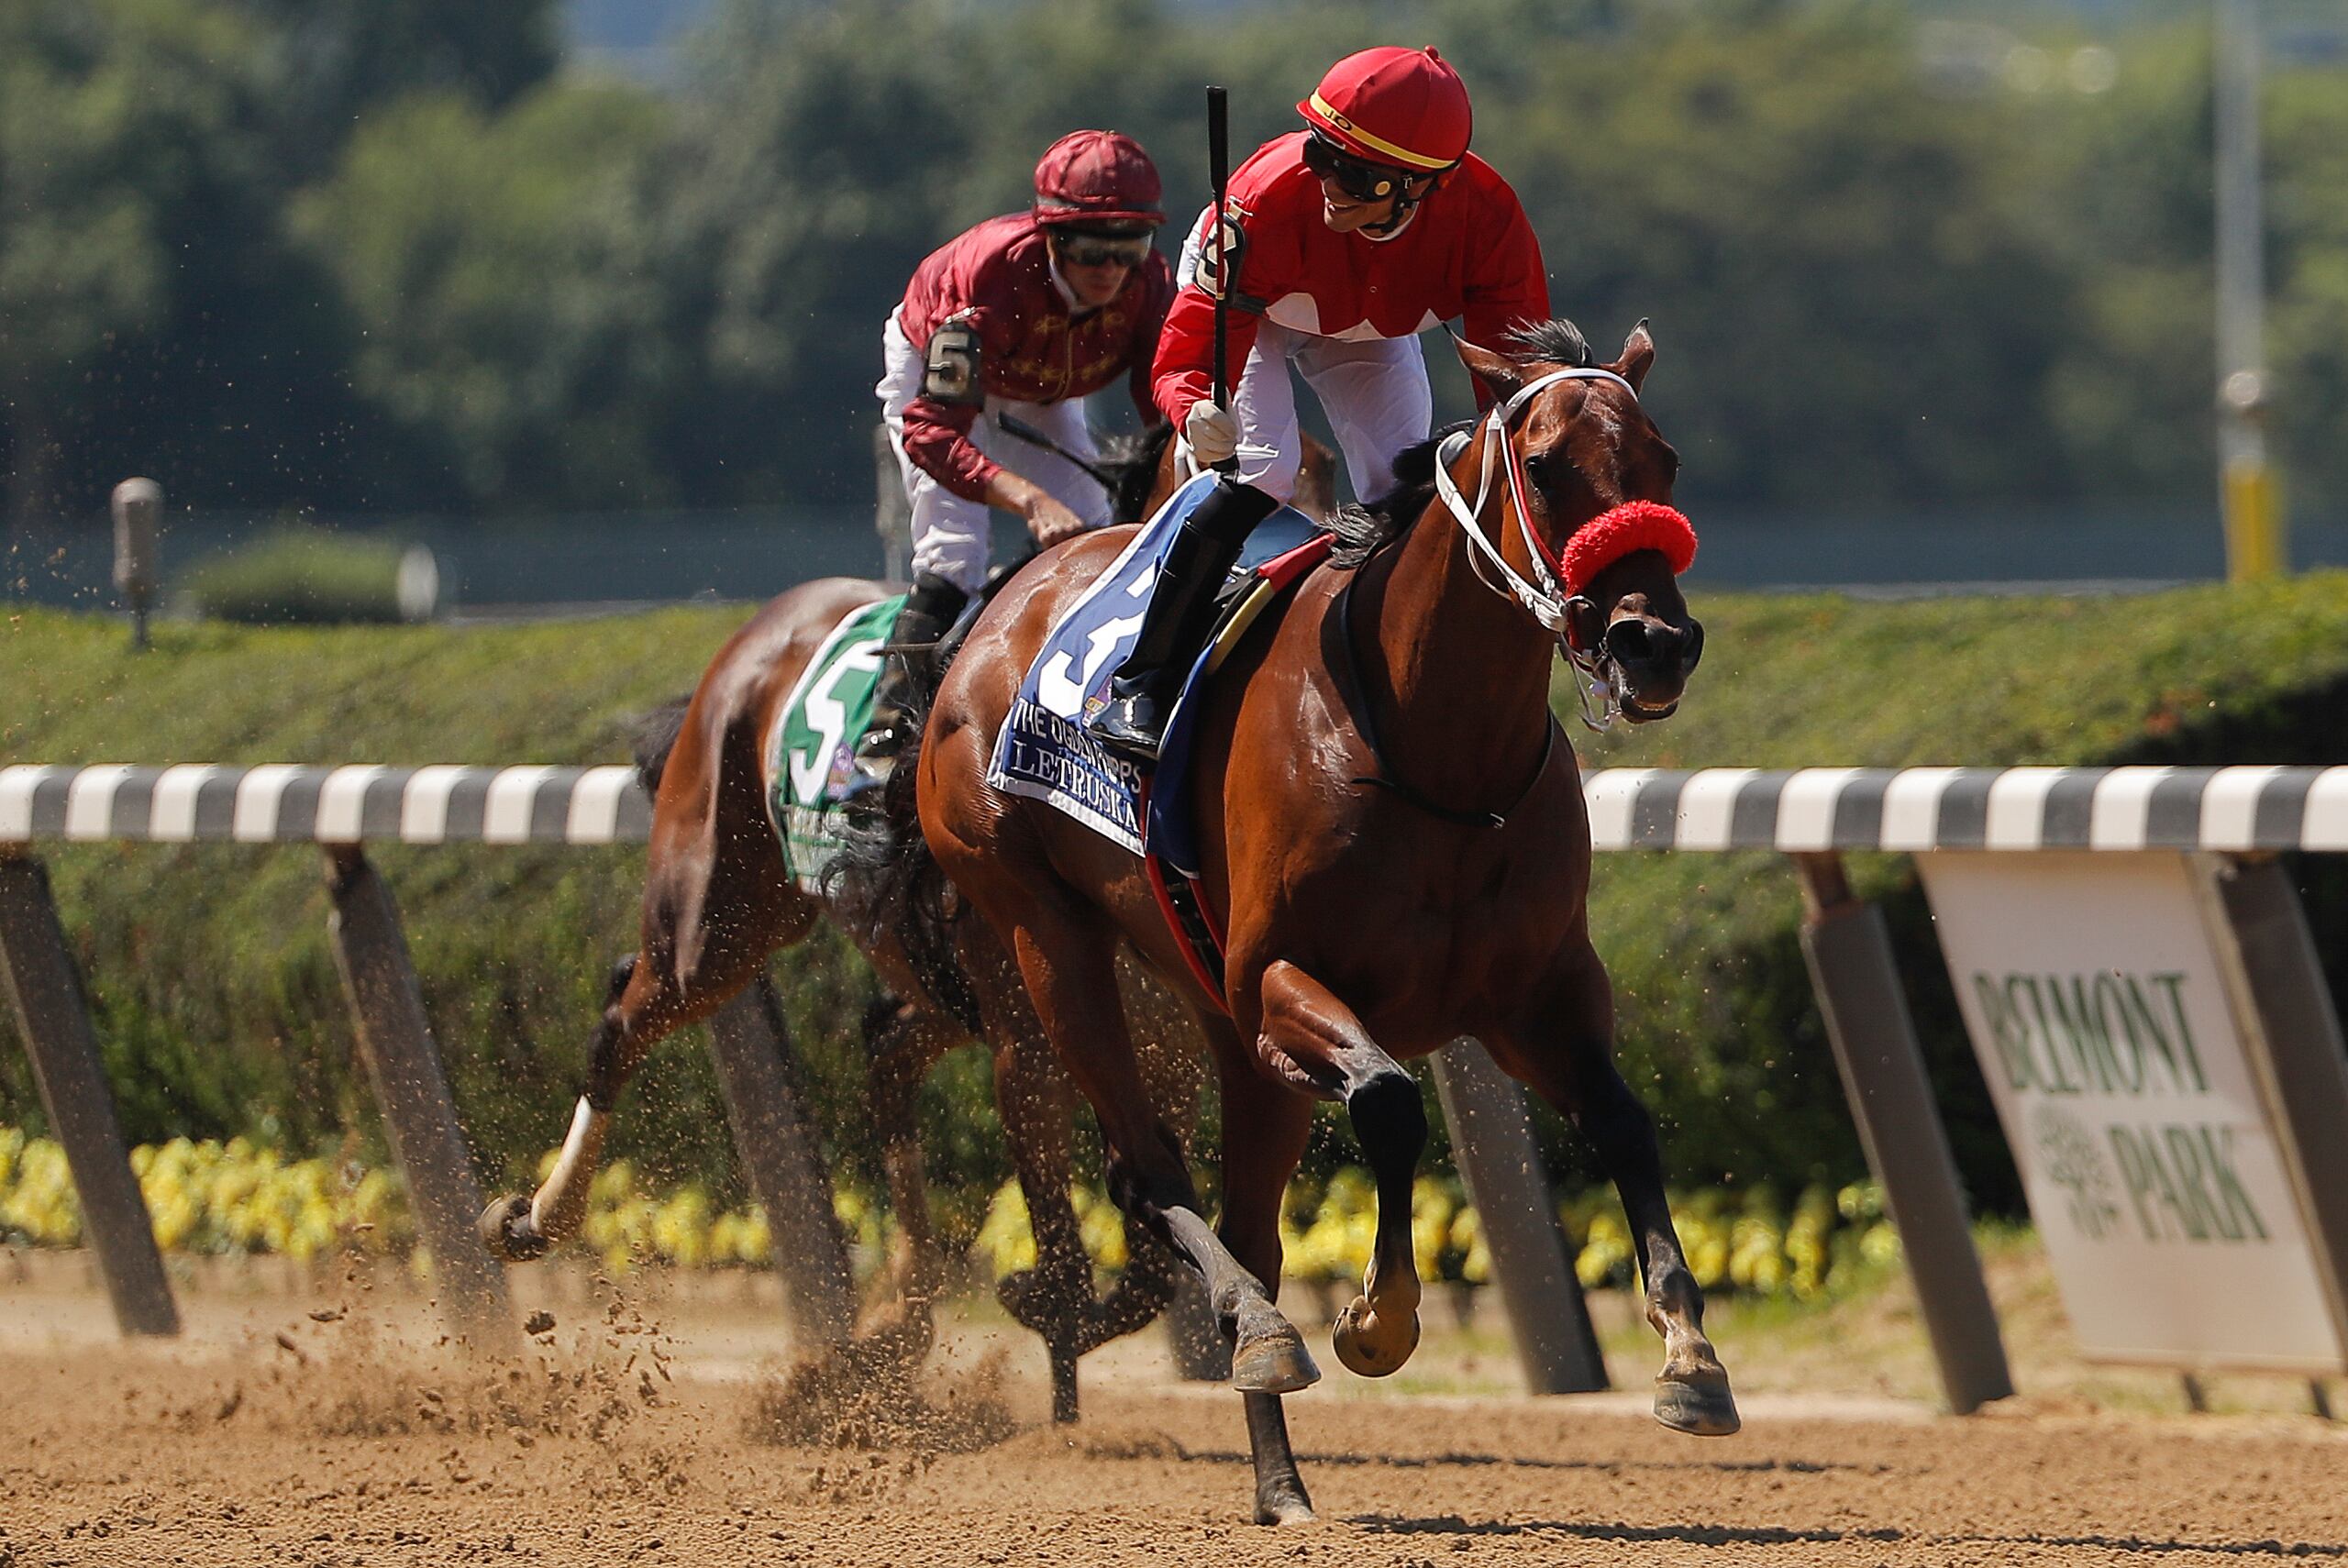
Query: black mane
1321 318 1596 570
1100 423 1177 524
1325 425 1468 569
1505 318 1594 371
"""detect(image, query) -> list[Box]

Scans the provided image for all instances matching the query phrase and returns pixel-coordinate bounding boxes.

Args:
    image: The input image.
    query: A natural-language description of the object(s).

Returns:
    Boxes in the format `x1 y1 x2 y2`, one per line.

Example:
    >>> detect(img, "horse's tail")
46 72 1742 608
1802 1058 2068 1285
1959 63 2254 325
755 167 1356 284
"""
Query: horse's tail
823 669 983 1036
1098 422 1176 525
630 695 693 795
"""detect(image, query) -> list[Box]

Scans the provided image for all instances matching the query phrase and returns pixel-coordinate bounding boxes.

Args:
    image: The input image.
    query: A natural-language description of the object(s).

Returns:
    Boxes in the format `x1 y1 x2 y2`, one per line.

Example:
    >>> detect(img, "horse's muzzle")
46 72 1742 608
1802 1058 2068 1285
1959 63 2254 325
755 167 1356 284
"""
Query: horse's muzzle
1606 616 1703 722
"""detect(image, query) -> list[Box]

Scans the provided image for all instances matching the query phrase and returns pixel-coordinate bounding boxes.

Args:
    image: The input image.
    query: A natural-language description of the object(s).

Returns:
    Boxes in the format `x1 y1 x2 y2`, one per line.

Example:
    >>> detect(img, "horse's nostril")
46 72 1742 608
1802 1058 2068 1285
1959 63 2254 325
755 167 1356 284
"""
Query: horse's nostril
1605 621 1654 664
1681 621 1705 674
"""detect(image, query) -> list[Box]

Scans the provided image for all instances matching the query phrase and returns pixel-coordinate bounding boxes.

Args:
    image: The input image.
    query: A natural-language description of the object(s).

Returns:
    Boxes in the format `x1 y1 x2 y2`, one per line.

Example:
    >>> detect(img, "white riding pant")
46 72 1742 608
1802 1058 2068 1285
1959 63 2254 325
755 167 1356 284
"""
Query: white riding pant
1175 222 1434 505
877 312 1113 595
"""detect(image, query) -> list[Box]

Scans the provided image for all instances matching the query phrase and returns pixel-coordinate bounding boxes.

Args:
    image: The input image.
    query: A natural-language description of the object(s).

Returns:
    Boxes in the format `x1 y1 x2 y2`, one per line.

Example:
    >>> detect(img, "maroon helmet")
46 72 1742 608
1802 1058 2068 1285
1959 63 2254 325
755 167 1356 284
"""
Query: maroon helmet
1032 129 1164 229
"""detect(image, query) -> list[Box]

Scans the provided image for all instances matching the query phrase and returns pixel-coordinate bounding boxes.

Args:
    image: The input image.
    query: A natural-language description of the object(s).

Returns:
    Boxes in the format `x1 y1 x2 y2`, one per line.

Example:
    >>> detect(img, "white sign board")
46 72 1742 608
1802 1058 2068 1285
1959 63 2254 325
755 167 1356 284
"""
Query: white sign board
1920 850 2347 1373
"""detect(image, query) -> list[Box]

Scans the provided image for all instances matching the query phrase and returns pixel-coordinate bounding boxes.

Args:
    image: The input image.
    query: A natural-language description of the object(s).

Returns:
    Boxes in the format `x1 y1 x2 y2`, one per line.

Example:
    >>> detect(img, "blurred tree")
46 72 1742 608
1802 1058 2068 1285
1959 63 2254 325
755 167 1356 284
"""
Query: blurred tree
0 0 317 527
227 0 562 181
7 0 2344 528
643 0 990 503
2022 26 2219 503
1473 1 2074 504
293 84 678 508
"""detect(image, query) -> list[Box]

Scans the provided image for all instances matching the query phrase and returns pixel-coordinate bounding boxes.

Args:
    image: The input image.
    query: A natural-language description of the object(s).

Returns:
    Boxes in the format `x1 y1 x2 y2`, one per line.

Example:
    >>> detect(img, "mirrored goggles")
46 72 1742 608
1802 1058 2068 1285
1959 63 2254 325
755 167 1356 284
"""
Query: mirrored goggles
1301 132 1410 204
1051 231 1153 269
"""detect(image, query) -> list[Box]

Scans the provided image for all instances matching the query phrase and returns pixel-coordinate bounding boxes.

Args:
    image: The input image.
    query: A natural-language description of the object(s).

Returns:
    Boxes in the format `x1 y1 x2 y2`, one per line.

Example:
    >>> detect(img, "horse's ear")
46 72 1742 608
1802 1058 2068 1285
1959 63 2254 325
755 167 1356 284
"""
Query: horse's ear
1610 319 1656 392
1452 331 1525 403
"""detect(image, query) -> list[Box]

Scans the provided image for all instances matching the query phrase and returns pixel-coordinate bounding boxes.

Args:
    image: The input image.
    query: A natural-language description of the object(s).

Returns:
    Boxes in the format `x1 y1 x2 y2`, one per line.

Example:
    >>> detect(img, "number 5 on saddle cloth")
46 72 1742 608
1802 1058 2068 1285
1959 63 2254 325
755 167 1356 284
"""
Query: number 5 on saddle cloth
987 473 1328 1001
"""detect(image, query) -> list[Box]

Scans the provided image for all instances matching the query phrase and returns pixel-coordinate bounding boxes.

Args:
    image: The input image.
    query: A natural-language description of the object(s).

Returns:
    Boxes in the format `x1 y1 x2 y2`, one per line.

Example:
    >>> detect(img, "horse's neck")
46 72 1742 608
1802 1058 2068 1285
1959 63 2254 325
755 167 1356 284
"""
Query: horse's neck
1351 448 1557 809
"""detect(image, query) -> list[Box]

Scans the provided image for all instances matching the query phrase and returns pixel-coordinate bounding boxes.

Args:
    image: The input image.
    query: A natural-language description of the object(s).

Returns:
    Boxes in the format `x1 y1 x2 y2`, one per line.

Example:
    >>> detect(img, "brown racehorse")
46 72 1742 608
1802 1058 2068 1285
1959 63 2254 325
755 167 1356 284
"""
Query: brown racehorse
903 321 1728 1523
478 424 1335 1423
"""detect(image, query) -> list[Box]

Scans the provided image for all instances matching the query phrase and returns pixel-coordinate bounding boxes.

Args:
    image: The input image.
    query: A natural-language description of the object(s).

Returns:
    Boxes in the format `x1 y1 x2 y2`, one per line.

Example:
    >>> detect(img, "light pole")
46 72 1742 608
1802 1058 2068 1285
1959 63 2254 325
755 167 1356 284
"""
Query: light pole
110 478 161 650
2214 0 2285 581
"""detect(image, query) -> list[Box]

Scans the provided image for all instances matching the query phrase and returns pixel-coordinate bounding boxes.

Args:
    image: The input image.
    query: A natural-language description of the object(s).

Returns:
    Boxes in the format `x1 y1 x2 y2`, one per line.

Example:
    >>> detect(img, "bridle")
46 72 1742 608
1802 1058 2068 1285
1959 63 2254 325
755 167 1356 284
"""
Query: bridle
1430 366 1650 731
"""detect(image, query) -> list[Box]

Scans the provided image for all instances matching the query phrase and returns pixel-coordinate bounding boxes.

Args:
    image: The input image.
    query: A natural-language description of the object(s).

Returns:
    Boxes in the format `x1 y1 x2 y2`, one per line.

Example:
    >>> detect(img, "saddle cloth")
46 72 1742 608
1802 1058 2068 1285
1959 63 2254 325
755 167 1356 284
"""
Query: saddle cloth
763 591 904 891
987 472 1326 871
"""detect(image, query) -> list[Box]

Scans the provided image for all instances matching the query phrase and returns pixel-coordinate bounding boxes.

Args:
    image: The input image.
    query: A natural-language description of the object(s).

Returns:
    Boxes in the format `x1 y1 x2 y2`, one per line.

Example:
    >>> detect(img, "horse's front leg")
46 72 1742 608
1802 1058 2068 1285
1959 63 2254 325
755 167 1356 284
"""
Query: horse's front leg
1256 961 1427 1377
1490 937 1739 1435
482 851 803 1262
1208 1031 1319 1525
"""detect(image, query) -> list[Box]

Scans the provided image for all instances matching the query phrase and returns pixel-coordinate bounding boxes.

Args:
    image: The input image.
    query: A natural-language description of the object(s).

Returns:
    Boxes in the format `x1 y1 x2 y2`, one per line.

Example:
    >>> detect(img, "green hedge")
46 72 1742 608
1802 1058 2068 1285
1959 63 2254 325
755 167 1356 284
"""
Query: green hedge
6 577 2347 1225
179 528 426 624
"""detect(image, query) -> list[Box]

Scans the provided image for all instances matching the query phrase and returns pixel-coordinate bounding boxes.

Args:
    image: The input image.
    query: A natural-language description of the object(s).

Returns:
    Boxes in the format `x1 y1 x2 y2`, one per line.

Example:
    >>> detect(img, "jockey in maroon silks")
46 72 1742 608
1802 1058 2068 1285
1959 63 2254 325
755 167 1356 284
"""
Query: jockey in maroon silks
1086 47 1552 763
859 129 1174 781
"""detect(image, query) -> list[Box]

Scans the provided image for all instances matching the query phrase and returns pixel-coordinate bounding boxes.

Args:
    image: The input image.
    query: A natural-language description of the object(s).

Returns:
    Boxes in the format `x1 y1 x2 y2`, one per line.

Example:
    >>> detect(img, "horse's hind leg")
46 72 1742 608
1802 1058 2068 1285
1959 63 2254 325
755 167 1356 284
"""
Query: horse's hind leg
994 1033 1190 1423
1255 960 1428 1378
953 886 1318 1402
856 991 958 1363
1491 938 1738 1436
987 1028 1092 1422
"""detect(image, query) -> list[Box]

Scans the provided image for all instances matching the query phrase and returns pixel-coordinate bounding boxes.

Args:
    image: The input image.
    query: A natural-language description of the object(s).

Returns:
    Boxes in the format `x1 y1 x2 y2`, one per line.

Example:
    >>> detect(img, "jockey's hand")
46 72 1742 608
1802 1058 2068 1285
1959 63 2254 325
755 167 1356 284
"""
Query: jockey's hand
1185 400 1239 468
1024 492 1091 548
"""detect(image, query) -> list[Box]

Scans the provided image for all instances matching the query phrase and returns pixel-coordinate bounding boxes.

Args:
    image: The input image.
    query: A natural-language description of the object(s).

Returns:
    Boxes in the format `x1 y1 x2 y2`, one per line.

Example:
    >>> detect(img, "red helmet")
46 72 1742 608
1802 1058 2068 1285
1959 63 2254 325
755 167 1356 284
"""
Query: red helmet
1298 46 1472 172
1032 130 1164 227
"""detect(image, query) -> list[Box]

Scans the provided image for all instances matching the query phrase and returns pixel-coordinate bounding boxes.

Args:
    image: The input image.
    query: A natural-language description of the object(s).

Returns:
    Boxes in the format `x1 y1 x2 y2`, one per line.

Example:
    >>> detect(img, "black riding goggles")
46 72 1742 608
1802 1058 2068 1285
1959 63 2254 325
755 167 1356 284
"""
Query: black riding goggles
1050 230 1154 269
1301 132 1412 204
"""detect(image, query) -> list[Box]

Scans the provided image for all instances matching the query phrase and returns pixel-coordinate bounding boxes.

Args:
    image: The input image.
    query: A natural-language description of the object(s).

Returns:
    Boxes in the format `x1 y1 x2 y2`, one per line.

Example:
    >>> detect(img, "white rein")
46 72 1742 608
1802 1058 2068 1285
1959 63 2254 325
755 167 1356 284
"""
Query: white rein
1430 365 1639 730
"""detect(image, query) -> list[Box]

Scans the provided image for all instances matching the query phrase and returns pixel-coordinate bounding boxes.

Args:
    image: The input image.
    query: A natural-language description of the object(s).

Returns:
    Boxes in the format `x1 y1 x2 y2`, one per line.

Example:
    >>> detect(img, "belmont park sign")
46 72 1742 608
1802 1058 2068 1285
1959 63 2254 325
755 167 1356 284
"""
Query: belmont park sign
1922 851 2348 1372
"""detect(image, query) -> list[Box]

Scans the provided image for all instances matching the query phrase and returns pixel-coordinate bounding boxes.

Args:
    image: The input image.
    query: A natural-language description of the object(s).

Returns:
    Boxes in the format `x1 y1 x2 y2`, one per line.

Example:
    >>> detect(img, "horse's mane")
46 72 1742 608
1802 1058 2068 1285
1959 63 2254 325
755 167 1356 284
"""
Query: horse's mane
1100 423 1177 524
1323 317 1596 571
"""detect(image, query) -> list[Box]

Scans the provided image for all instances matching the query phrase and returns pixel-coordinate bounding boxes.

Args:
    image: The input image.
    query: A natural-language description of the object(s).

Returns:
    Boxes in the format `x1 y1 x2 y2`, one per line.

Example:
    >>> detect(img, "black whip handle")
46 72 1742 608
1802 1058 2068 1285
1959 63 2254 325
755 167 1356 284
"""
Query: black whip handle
1207 84 1235 474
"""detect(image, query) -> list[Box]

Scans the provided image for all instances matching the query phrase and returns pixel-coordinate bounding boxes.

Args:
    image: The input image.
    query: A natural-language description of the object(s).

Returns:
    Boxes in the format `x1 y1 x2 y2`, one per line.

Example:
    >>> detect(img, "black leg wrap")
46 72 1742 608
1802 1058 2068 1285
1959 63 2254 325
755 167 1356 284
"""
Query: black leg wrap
852 574 969 778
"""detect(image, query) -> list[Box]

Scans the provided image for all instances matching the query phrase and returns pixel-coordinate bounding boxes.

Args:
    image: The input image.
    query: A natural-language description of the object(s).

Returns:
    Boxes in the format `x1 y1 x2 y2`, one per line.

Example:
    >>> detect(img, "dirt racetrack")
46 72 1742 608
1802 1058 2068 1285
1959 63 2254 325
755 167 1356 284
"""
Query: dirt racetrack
5 1256 2344 1567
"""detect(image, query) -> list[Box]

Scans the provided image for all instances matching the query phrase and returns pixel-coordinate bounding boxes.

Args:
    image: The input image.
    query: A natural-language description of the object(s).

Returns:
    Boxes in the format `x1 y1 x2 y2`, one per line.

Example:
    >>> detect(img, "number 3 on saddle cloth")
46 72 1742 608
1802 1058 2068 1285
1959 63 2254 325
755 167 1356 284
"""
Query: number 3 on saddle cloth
986 472 1331 1010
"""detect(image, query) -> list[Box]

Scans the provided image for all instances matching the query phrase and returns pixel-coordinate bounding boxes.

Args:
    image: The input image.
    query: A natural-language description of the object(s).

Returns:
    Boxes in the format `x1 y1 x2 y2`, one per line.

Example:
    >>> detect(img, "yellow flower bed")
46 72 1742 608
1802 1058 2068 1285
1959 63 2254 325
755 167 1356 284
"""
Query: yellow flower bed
0 1128 1899 1298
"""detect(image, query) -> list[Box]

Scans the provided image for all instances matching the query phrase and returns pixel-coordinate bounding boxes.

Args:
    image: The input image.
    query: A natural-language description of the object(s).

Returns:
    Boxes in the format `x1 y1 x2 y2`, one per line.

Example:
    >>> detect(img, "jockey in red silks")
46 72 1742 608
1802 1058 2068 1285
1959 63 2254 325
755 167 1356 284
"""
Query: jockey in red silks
1086 47 1552 763
858 129 1175 780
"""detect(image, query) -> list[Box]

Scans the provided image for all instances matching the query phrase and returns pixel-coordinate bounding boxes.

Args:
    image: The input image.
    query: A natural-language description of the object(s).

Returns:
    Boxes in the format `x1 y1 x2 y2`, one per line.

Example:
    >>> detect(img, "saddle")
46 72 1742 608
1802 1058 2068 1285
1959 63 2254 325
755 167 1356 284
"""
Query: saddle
988 474 1331 1008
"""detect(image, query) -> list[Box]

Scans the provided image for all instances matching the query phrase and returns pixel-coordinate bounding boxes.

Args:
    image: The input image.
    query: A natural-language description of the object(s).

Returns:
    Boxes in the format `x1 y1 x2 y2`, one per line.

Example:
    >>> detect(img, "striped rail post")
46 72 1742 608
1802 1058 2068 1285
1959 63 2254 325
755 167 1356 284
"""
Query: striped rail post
1791 850 2012 1413
0 853 180 1336
0 764 657 1346
705 974 857 1349
12 761 2348 1410
1431 1043 1609 1393
323 844 516 1355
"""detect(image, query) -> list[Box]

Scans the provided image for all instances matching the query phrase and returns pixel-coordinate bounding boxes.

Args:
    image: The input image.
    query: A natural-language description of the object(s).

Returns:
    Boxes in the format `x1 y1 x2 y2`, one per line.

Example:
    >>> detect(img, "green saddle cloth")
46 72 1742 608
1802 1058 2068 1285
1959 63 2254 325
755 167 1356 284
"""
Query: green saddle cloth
764 592 905 891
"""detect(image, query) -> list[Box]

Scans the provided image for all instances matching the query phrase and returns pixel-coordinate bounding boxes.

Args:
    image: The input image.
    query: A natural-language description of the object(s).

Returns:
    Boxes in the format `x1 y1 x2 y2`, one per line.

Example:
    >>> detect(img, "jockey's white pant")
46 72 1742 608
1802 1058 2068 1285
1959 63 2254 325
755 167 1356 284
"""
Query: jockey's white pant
1175 224 1434 506
876 312 1112 596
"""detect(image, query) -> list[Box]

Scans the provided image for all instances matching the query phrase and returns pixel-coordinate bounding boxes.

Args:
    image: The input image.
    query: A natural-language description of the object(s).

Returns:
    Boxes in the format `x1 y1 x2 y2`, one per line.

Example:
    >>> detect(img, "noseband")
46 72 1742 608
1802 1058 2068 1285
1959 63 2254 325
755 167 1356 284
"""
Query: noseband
1431 366 1697 730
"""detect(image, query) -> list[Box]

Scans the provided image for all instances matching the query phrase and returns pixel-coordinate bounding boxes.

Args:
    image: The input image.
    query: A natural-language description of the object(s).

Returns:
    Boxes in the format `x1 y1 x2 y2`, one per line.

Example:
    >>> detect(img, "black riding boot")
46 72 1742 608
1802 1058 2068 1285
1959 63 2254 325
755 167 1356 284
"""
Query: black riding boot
850 571 969 788
1085 480 1279 763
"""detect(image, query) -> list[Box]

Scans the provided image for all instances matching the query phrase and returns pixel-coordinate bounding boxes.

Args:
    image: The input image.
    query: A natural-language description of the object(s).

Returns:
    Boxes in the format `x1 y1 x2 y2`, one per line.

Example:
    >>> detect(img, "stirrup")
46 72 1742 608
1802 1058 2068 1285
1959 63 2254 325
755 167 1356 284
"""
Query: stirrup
1086 685 1168 764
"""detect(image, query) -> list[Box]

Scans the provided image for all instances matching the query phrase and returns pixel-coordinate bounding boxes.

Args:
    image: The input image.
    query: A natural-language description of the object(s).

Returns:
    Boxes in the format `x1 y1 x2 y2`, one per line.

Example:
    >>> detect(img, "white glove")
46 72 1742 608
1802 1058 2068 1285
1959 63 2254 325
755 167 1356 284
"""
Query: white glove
1184 400 1239 467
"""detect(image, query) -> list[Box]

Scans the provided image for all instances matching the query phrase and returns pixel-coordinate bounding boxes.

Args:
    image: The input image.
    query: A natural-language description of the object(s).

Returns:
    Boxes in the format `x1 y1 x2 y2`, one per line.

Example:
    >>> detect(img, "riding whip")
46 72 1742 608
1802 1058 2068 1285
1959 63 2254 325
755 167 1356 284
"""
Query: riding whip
1207 84 1235 477
995 413 1119 491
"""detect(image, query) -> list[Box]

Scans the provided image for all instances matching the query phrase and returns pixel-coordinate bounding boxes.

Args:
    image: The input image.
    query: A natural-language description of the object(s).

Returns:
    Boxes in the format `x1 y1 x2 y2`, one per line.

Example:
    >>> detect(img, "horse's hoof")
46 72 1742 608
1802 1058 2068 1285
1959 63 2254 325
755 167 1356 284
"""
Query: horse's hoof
1230 1320 1320 1395
478 1194 546 1262
1254 1487 1319 1527
1329 1295 1420 1378
1653 1367 1741 1436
